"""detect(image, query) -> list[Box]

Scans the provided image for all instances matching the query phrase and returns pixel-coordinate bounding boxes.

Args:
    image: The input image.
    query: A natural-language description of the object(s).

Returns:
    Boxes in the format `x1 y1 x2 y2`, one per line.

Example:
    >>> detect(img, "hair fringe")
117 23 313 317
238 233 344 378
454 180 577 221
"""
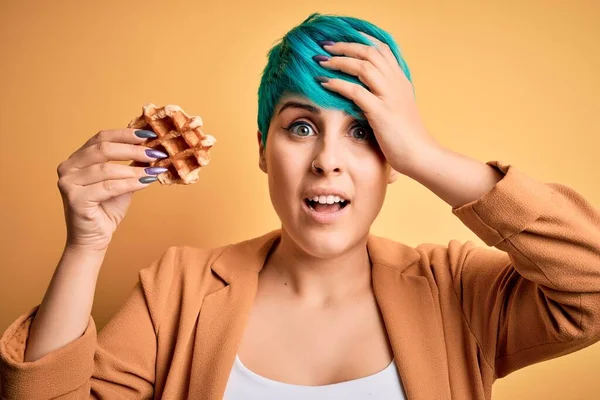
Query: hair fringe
257 12 414 146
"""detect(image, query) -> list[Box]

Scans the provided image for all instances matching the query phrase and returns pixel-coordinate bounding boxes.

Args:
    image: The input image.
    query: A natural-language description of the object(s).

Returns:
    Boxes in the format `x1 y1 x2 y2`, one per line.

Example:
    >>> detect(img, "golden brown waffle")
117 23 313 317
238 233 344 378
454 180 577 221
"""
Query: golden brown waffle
127 103 216 185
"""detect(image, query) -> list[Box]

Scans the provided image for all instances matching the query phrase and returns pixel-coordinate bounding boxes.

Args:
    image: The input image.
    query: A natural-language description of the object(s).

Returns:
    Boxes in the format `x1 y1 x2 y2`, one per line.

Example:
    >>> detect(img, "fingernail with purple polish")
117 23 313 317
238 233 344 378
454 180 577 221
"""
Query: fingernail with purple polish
313 55 331 62
134 129 157 138
145 149 168 159
144 166 168 175
318 40 335 47
139 176 158 184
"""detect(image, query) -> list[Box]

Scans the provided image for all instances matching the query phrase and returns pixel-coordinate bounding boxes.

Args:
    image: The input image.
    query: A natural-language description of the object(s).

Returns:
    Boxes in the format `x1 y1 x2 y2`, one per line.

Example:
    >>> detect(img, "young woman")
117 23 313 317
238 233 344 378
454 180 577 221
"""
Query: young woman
2 13 600 400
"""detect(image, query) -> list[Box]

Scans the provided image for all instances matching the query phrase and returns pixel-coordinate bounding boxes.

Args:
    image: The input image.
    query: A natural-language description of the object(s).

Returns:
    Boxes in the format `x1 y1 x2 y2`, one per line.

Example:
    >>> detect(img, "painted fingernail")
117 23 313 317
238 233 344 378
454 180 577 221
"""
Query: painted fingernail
134 129 157 138
139 176 158 184
315 76 330 83
145 149 168 159
318 40 335 47
144 167 168 175
313 55 331 62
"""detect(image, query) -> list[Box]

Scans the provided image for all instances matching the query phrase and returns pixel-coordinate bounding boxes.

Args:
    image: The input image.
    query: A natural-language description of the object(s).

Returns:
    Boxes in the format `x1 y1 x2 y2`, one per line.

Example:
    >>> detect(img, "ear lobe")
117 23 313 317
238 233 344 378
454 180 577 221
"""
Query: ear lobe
257 130 267 173
259 155 267 173
388 167 400 184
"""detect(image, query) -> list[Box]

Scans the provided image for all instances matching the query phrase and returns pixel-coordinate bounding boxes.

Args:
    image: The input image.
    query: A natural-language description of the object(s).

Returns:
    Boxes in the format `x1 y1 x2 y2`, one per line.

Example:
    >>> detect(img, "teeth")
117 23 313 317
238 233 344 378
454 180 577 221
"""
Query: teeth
308 195 347 204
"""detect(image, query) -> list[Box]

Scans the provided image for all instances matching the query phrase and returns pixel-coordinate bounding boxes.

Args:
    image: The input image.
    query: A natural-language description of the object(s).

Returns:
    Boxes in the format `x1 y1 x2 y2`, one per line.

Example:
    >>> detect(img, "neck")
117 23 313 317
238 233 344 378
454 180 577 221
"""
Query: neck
261 227 372 307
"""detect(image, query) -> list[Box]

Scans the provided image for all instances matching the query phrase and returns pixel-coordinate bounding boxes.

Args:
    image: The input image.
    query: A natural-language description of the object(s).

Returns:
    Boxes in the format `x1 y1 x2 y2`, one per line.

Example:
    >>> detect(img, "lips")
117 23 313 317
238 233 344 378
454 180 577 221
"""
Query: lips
304 198 349 213
302 198 351 224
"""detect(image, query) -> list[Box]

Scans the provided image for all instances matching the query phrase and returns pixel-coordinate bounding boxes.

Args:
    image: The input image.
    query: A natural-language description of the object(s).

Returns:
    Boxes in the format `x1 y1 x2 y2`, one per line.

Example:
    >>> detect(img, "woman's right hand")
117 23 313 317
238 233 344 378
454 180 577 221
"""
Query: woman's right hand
56 129 169 253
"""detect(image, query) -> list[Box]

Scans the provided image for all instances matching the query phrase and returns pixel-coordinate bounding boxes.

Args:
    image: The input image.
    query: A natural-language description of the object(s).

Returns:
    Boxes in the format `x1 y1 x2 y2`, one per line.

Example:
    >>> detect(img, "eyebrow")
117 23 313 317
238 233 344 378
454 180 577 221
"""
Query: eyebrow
277 101 321 116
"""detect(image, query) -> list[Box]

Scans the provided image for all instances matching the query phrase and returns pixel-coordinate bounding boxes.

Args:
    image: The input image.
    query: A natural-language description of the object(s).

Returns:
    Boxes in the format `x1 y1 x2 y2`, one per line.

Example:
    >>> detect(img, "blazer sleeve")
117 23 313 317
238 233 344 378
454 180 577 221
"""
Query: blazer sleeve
449 160 600 378
0 245 180 399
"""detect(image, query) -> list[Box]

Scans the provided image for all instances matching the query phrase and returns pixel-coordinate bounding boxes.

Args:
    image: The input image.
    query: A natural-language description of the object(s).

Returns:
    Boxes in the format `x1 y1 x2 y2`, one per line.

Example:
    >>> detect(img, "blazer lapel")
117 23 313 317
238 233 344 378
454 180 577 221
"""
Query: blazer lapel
188 230 452 400
188 230 280 399
369 234 452 400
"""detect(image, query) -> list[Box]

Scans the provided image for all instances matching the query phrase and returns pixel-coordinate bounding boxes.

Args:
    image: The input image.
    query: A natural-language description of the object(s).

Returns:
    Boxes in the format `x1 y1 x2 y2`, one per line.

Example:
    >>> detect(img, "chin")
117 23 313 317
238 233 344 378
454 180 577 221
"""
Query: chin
287 225 362 259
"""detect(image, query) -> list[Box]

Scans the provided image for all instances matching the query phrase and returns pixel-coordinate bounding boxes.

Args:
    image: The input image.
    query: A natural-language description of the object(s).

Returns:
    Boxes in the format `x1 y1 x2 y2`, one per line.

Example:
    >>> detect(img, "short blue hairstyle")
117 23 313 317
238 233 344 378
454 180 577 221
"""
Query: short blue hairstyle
257 12 414 146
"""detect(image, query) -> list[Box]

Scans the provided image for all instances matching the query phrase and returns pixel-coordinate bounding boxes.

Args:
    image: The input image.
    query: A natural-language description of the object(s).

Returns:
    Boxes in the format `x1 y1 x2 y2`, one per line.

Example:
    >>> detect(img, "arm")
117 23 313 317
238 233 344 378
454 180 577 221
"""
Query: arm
315 29 600 377
411 147 600 377
0 246 179 399
24 247 106 363
402 145 504 210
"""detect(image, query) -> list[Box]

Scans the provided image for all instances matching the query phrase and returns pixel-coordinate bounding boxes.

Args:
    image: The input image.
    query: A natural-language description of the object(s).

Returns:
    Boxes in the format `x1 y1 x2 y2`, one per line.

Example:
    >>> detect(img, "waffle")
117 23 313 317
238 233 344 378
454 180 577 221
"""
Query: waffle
127 103 216 185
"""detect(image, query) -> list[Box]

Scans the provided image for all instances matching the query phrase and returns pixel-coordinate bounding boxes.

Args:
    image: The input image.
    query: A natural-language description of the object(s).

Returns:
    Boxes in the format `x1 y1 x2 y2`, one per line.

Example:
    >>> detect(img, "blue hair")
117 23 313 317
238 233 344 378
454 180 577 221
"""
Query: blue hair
257 12 414 146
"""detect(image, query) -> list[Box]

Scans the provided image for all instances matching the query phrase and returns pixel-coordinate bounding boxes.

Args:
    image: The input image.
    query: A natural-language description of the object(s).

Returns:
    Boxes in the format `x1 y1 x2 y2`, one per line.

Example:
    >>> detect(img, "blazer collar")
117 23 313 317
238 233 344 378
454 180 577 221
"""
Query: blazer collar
192 229 452 400
210 228 422 284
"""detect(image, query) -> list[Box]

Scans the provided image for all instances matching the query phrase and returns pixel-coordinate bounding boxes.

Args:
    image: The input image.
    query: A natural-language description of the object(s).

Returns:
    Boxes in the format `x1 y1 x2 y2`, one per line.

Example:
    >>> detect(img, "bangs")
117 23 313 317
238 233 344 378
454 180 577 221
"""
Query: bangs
257 12 414 146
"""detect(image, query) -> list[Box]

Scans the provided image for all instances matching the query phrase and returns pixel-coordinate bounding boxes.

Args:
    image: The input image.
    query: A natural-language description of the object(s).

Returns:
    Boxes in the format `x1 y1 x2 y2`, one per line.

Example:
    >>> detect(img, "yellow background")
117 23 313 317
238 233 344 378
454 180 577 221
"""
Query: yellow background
1 0 599 398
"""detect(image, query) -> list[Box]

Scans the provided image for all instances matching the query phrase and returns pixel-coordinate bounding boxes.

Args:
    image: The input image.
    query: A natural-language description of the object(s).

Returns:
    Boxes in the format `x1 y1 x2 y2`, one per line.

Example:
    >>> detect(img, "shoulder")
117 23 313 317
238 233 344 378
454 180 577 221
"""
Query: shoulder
409 239 508 285
414 239 476 262
138 229 281 294
369 233 480 273
370 233 493 271
137 243 231 296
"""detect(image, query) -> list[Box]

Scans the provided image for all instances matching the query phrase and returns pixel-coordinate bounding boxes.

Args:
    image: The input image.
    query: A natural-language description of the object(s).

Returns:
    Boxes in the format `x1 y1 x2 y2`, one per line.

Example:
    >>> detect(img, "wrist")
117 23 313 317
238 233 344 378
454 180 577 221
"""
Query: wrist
64 240 110 255
62 243 108 271
397 143 448 180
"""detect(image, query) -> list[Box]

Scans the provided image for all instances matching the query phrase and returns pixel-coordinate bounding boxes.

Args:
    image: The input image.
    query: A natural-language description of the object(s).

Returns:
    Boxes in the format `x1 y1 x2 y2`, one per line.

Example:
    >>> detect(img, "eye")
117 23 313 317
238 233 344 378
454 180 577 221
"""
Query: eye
286 121 315 137
350 124 371 141
284 121 371 141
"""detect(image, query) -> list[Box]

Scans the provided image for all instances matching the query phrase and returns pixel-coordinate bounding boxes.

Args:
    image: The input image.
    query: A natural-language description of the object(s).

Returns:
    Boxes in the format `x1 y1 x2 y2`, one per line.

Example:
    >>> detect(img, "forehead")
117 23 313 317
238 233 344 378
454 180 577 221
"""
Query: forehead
274 93 313 110
274 93 355 119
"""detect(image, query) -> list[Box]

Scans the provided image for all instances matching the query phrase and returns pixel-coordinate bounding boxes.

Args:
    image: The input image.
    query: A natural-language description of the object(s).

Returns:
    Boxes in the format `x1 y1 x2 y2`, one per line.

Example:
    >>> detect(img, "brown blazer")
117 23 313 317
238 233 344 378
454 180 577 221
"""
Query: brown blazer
2 160 600 399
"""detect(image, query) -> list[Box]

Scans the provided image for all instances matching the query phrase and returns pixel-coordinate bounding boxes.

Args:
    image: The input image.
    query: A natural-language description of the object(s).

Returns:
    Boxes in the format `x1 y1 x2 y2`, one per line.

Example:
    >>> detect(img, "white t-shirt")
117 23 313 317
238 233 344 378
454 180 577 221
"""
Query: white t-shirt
223 355 407 399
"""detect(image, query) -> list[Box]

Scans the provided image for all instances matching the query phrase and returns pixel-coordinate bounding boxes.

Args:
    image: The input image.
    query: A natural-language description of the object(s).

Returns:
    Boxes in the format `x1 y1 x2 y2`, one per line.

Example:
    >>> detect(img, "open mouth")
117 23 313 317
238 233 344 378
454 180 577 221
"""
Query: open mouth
304 198 350 213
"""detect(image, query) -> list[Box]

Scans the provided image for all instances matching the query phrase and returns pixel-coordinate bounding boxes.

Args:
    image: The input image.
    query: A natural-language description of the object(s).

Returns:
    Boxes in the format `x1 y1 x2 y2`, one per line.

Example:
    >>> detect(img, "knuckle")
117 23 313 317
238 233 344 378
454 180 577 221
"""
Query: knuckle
56 162 67 177
366 46 378 58
359 62 370 76
97 141 111 155
56 177 69 192
92 130 106 143
98 130 112 142
98 162 111 174
102 179 115 193
82 130 104 148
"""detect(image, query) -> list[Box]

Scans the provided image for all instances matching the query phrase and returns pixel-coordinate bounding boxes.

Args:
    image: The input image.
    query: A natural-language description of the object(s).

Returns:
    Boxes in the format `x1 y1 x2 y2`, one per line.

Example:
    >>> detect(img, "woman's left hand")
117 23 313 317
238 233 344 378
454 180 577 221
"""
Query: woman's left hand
315 32 442 175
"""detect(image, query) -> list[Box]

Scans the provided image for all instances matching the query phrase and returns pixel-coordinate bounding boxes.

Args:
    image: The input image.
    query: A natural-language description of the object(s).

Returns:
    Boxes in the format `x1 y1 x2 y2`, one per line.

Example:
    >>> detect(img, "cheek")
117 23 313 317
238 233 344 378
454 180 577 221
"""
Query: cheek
353 162 389 202
267 144 302 202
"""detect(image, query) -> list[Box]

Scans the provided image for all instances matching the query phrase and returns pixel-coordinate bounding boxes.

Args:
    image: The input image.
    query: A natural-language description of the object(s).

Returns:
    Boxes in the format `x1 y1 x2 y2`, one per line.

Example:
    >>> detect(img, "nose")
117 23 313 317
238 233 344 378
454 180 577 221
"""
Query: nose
311 139 343 176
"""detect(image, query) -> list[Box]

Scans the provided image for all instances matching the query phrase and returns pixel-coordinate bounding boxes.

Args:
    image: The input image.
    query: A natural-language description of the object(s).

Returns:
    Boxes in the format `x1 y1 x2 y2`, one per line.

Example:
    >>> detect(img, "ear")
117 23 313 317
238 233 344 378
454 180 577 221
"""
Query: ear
387 166 400 184
257 130 267 173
